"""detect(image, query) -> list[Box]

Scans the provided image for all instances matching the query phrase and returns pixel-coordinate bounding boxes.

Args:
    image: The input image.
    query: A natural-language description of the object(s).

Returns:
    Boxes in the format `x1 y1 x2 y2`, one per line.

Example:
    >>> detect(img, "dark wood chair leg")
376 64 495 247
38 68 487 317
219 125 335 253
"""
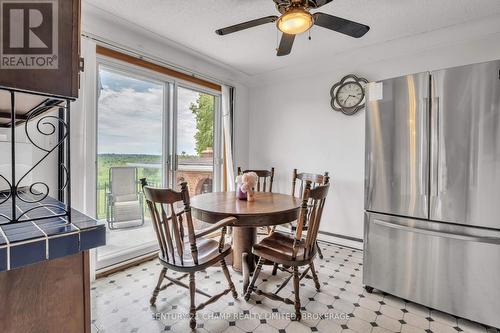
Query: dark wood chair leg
220 258 238 299
293 266 302 321
150 267 167 306
189 272 196 330
309 261 321 291
242 252 250 293
316 241 324 259
244 257 264 301
271 263 279 276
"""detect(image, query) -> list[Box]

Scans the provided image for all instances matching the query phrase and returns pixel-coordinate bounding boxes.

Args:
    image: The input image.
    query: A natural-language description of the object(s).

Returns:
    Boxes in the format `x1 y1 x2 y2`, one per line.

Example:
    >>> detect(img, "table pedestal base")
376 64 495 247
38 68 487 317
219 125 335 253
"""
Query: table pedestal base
232 227 257 292
191 192 301 294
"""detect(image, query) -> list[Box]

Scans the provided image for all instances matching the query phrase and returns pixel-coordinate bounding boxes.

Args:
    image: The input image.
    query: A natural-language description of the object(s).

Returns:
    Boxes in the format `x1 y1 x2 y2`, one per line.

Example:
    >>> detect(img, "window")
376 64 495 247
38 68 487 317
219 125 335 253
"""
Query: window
95 58 221 270
175 86 217 198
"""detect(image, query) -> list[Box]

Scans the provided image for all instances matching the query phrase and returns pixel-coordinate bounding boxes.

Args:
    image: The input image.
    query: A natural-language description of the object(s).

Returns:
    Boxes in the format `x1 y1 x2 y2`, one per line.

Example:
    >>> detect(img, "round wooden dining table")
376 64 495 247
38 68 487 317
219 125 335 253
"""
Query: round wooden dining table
191 191 301 292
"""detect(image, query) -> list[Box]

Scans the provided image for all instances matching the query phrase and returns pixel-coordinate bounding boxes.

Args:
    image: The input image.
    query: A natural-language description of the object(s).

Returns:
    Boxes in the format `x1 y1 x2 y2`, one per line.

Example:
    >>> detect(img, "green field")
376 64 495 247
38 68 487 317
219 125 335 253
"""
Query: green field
97 153 162 186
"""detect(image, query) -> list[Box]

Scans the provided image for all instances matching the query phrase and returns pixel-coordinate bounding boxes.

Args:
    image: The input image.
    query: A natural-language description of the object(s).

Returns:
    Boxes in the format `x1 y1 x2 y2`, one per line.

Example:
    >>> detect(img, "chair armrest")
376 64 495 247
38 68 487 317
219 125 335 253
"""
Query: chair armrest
194 217 237 239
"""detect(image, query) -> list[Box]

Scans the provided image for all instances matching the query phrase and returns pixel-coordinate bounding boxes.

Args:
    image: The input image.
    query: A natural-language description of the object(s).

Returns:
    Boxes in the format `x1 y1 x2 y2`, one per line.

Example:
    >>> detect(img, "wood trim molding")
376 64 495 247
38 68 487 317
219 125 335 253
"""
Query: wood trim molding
95 252 157 279
96 45 222 92
318 230 363 243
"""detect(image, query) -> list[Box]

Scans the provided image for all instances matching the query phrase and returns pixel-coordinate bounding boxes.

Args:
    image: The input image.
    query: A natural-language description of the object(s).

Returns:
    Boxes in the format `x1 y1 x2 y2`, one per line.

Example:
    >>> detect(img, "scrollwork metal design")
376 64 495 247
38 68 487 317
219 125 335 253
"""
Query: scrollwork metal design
0 89 72 224
59 163 69 191
0 175 12 205
15 111 68 205
16 182 50 204
25 112 68 153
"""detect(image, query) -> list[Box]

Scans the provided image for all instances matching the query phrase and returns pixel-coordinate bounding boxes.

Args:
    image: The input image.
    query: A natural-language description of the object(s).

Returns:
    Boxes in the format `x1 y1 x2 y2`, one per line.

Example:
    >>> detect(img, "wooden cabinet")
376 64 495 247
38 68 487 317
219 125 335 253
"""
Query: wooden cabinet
0 251 91 333
0 0 81 98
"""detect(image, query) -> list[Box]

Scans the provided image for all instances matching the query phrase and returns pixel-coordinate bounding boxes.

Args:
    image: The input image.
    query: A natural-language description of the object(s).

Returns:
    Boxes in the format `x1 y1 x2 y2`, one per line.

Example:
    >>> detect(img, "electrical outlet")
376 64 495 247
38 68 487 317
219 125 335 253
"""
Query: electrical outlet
0 134 7 142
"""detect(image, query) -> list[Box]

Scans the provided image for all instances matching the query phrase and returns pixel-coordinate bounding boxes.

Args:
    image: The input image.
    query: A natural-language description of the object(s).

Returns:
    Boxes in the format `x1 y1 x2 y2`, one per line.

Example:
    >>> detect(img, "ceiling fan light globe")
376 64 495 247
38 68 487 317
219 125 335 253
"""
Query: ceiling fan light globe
277 9 314 35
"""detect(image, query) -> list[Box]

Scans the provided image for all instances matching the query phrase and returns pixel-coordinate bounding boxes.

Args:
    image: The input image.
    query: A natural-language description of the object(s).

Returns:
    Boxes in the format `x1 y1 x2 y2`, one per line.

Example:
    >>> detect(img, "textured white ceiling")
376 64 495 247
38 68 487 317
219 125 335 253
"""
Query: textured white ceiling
84 0 500 76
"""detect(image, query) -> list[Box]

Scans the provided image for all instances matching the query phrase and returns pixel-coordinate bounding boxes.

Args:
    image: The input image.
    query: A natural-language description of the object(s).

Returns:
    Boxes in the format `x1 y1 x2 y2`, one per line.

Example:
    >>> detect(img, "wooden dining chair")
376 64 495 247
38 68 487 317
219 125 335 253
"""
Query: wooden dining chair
270 169 329 276
292 169 330 198
142 181 238 330
244 180 330 321
237 167 275 192
290 169 330 260
269 170 330 275
237 167 275 235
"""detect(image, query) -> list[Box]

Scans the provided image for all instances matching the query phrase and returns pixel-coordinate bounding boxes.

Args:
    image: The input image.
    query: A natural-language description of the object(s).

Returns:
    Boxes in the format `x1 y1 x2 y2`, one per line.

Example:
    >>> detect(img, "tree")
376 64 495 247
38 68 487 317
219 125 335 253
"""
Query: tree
190 93 214 155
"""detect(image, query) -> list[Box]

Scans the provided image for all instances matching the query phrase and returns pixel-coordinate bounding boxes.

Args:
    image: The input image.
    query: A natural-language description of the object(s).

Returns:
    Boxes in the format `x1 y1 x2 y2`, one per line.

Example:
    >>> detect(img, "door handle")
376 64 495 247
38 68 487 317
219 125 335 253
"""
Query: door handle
365 153 374 207
422 97 430 197
373 219 500 244
170 154 178 171
435 97 440 195
431 97 441 197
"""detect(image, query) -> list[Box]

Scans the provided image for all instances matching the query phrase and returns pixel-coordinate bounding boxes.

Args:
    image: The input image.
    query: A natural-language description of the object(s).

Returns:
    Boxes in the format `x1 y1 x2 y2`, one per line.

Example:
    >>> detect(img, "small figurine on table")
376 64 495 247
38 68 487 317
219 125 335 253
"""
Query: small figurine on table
236 172 258 202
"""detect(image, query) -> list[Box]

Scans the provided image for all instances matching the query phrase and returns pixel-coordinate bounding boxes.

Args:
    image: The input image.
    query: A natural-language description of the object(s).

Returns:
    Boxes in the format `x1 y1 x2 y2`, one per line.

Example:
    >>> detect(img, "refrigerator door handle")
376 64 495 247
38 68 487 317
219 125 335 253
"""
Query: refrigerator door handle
431 96 441 197
436 97 441 195
366 153 374 207
373 219 500 244
422 97 430 196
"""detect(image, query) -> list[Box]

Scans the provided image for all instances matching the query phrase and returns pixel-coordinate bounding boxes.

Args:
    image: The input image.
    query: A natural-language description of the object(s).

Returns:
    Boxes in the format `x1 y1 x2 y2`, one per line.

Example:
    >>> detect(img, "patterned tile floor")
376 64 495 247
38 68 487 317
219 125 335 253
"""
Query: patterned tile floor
91 241 499 333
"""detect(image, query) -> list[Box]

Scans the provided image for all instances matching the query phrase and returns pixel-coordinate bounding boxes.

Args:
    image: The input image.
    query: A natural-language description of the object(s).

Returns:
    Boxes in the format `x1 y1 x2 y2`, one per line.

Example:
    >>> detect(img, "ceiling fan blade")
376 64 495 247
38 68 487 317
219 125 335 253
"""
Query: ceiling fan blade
313 12 370 38
308 0 334 8
277 33 295 56
215 16 279 35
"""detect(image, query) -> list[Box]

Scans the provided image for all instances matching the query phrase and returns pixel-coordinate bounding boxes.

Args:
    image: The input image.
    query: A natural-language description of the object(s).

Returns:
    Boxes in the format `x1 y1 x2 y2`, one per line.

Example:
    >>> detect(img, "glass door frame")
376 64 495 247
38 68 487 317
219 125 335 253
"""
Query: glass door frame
94 55 223 270
172 82 222 194
96 57 174 185
95 57 171 269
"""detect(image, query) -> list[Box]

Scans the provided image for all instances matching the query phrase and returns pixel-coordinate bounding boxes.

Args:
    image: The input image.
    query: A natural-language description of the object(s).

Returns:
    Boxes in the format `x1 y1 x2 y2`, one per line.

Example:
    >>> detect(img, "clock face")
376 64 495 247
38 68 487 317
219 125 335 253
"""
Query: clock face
330 74 368 115
336 82 364 108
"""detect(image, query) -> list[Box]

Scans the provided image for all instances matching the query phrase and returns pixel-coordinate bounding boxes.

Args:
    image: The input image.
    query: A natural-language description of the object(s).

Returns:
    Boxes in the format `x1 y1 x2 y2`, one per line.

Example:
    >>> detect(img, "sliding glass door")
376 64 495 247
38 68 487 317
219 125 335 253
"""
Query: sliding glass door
174 86 218 198
95 60 221 270
96 65 166 268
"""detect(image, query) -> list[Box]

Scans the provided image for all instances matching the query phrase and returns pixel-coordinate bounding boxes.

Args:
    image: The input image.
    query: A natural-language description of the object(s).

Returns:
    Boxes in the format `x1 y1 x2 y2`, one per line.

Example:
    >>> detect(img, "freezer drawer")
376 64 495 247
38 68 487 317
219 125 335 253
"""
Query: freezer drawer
363 212 500 328
365 73 430 219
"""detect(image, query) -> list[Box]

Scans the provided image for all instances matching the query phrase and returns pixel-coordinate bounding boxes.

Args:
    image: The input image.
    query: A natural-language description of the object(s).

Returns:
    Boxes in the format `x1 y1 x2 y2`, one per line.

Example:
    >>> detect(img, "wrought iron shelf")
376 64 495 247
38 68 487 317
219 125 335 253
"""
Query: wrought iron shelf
0 88 67 128
0 86 74 225
0 87 106 273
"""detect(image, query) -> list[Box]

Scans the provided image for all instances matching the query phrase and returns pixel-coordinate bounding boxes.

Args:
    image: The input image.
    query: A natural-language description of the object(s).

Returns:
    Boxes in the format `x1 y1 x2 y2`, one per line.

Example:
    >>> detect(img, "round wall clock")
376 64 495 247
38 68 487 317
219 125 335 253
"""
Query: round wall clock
330 74 369 115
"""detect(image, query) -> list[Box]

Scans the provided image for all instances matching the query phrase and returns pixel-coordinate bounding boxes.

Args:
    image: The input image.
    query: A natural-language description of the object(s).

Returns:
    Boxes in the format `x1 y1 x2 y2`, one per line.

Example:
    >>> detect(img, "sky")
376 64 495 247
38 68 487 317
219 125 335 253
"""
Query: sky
97 68 202 156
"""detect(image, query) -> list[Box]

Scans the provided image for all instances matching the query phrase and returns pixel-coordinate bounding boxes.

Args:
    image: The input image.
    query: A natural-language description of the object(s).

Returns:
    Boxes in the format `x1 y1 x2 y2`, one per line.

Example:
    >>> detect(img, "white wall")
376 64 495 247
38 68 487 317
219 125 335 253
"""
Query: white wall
248 22 500 246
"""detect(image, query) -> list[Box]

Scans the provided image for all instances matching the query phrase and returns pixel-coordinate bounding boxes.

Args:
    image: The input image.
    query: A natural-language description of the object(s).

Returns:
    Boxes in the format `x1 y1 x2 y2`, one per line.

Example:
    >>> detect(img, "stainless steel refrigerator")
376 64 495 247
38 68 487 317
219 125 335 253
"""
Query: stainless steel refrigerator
364 60 500 328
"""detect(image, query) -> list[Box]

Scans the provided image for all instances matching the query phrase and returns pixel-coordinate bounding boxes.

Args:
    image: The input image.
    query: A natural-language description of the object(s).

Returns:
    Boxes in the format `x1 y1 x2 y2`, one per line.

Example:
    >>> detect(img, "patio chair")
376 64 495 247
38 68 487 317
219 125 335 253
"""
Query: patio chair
106 167 144 229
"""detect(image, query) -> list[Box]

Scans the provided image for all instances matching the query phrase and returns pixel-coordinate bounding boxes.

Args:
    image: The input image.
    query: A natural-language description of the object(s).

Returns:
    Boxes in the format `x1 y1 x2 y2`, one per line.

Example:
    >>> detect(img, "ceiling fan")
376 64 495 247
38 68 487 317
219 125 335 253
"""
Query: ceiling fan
215 0 370 56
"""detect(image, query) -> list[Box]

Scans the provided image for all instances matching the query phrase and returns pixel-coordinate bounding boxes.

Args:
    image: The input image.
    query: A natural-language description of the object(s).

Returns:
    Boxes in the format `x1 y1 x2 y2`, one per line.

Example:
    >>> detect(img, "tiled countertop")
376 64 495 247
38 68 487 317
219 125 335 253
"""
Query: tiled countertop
0 196 106 272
